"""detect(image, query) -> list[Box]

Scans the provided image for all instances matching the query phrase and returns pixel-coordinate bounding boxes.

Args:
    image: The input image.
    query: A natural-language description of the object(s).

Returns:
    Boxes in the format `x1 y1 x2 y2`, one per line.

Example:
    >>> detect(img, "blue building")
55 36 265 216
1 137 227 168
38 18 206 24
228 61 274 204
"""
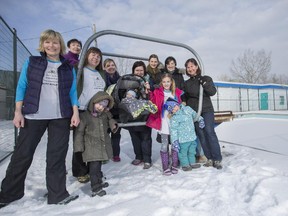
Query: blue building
212 82 288 112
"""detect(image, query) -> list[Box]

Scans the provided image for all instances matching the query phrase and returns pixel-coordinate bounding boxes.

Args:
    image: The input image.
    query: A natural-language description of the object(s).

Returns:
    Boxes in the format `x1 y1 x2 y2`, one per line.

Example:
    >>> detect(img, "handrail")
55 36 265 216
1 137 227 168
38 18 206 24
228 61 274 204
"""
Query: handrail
77 29 204 120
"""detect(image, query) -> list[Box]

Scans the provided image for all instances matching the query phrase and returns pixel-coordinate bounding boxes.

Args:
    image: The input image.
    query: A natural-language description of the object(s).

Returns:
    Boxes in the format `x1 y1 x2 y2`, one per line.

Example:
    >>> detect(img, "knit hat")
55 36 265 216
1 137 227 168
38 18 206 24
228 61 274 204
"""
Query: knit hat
163 97 180 114
98 99 109 108
126 90 137 98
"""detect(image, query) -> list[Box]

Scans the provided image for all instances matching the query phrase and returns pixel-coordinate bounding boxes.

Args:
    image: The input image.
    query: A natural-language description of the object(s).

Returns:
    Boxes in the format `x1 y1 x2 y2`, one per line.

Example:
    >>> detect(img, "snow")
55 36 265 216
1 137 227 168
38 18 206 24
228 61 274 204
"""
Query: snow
1 116 288 216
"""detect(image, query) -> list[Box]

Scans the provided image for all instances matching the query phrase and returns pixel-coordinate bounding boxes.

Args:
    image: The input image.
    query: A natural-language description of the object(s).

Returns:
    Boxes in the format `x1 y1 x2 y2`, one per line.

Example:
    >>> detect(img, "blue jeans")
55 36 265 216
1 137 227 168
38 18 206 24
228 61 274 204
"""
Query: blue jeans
195 112 222 161
195 137 204 156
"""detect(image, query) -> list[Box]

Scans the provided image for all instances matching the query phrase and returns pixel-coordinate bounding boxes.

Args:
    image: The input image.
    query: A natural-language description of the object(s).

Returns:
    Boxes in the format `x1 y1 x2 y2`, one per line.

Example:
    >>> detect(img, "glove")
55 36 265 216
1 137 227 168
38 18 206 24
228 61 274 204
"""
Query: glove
172 140 180 152
199 118 205 129
198 76 208 85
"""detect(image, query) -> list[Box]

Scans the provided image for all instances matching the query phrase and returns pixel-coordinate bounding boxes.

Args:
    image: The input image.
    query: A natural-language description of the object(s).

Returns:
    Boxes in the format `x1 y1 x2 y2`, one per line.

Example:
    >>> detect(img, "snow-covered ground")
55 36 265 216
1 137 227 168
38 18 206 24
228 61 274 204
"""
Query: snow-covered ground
0 116 288 216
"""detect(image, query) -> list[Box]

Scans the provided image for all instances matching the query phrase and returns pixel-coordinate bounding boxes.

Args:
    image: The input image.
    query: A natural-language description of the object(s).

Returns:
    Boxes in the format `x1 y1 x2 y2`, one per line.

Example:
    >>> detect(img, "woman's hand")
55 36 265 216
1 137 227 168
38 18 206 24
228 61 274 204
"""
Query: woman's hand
13 101 24 128
71 106 80 127
13 111 24 128
144 82 151 94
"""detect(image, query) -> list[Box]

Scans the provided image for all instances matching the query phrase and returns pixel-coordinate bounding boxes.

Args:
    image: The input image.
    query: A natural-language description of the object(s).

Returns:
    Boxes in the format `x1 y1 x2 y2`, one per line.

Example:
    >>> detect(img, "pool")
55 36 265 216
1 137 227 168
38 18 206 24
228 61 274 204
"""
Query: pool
234 112 288 120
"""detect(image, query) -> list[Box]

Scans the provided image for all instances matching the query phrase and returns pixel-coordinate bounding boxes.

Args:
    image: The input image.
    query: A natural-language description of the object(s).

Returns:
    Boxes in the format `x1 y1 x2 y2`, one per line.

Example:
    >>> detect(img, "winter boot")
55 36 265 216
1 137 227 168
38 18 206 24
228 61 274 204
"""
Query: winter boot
57 195 79 205
171 149 179 174
213 160 223 170
91 186 106 197
160 151 171 176
203 159 213 167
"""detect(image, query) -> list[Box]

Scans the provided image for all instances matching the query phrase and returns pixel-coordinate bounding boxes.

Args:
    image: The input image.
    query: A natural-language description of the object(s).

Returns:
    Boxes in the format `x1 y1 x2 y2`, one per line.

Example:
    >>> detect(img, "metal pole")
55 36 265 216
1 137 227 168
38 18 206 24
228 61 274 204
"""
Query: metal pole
13 28 18 146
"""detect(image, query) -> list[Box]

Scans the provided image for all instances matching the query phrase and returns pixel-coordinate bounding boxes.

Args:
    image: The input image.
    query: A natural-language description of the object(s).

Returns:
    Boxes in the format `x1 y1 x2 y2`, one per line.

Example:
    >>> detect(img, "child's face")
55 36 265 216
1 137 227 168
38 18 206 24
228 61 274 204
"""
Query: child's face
162 77 172 90
172 105 180 113
94 103 106 112
126 93 134 98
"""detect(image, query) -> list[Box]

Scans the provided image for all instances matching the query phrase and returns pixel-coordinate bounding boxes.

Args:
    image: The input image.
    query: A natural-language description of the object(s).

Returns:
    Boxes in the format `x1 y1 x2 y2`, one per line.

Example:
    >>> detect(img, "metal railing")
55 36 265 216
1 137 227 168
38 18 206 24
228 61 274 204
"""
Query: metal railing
77 30 205 123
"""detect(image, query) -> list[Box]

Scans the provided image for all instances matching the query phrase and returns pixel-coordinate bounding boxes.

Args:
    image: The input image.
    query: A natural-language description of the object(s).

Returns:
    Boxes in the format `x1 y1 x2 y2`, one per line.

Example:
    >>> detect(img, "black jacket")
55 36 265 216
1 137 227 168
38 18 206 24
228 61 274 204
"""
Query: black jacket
182 74 216 113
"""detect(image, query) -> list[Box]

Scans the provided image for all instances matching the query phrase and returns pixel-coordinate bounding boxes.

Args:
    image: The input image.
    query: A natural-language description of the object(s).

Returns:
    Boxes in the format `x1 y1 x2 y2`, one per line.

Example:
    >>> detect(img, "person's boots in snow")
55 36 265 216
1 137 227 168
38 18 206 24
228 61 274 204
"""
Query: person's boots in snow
160 151 171 176
171 149 179 174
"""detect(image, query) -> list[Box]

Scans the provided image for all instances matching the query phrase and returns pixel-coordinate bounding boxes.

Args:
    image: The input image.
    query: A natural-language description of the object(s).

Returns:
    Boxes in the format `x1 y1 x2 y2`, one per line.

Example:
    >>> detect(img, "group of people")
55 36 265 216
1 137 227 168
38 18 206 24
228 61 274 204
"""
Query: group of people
0 29 222 208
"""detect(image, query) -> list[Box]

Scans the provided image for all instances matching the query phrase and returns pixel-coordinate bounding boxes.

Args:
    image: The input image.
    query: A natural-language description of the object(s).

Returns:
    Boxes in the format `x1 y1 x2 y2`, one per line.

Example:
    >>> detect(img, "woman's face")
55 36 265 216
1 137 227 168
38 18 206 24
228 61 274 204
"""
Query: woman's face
44 38 61 60
69 42 81 55
133 66 145 77
104 61 116 75
87 52 101 68
149 57 158 69
166 60 176 72
162 77 172 90
186 61 198 76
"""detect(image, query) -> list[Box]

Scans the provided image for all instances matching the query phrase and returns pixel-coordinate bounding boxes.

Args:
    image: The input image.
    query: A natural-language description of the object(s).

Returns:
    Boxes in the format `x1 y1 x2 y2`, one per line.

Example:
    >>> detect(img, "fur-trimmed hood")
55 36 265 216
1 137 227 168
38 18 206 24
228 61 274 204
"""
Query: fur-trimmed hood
87 91 114 112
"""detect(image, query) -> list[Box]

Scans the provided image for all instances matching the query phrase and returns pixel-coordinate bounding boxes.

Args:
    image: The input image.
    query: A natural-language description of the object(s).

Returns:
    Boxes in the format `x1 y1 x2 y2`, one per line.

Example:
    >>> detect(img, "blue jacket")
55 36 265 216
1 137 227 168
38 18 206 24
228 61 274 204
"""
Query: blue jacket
170 105 198 144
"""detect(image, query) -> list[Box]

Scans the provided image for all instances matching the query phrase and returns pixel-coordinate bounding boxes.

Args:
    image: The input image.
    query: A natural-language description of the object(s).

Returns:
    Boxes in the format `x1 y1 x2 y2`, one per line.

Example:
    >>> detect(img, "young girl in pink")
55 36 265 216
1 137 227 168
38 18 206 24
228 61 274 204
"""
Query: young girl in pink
146 73 183 175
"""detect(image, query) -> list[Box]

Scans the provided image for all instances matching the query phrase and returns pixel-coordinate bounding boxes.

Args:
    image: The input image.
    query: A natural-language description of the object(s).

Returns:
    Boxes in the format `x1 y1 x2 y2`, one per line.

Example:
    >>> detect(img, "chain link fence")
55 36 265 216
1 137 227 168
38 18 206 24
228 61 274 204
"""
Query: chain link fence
0 16 32 161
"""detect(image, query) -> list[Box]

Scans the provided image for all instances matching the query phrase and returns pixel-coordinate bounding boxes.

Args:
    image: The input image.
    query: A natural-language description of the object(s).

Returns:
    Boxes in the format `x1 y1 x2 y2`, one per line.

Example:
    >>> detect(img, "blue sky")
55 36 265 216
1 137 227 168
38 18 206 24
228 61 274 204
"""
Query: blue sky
1 0 288 80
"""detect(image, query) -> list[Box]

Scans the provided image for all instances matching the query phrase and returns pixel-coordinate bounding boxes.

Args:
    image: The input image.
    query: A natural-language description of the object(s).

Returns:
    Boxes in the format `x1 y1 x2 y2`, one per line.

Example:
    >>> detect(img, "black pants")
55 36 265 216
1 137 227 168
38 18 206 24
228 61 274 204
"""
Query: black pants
72 152 88 177
128 126 152 163
111 128 121 157
88 161 103 191
72 124 88 177
0 118 70 204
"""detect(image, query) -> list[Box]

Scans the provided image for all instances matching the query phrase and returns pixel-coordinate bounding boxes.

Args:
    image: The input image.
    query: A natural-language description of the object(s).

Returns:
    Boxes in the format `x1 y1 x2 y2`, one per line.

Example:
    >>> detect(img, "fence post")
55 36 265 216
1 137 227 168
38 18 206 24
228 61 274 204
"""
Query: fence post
13 28 18 146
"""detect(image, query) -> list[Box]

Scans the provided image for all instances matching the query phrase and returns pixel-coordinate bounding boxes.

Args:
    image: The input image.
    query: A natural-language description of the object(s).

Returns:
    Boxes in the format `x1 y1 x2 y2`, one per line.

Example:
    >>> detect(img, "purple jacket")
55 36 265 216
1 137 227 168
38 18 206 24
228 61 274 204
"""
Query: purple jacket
63 51 79 66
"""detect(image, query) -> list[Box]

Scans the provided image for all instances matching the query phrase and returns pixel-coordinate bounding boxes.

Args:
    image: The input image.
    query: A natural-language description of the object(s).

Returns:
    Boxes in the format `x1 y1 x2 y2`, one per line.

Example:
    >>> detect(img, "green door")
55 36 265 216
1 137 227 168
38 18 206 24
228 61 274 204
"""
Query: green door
260 93 268 110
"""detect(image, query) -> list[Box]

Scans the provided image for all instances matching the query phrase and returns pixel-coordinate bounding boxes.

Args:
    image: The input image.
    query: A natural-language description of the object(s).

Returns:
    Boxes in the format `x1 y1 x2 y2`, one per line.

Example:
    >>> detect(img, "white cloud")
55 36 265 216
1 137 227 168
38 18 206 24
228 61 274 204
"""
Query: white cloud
1 0 288 79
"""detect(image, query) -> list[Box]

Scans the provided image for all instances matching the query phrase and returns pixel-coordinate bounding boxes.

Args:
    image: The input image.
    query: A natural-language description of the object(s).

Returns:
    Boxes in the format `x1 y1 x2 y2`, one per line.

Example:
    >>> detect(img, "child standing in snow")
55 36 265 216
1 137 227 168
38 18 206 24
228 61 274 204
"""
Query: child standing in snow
146 73 183 175
164 99 205 171
73 91 118 197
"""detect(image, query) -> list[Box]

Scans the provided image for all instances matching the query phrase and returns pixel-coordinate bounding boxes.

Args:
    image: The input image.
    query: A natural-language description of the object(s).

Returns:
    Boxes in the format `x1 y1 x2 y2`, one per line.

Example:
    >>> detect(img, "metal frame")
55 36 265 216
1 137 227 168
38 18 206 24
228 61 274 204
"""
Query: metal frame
77 29 204 124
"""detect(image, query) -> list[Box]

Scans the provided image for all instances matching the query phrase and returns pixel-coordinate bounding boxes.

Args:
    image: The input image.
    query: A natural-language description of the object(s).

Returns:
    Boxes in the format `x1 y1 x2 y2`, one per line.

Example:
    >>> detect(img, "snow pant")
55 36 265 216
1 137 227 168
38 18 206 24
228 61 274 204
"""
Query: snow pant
0 118 70 204
194 112 222 161
128 126 152 163
72 112 88 177
111 128 121 157
88 161 103 191
160 133 169 152
178 140 197 167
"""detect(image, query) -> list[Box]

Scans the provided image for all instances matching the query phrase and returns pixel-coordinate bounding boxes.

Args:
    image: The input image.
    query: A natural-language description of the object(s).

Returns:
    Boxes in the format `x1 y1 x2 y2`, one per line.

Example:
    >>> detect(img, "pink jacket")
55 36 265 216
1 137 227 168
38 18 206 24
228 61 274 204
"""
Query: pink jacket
146 87 183 130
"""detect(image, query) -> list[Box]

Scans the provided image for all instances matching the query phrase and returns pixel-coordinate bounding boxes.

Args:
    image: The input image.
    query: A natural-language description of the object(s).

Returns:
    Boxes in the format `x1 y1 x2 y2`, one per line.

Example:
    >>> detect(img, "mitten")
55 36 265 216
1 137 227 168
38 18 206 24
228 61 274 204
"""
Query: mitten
199 117 205 129
198 76 207 85
172 140 180 152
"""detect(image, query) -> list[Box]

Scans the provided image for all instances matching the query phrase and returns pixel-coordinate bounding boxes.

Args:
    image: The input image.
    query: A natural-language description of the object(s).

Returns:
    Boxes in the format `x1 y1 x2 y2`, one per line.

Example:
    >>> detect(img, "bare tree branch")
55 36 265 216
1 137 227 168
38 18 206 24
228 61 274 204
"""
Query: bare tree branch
230 49 271 83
